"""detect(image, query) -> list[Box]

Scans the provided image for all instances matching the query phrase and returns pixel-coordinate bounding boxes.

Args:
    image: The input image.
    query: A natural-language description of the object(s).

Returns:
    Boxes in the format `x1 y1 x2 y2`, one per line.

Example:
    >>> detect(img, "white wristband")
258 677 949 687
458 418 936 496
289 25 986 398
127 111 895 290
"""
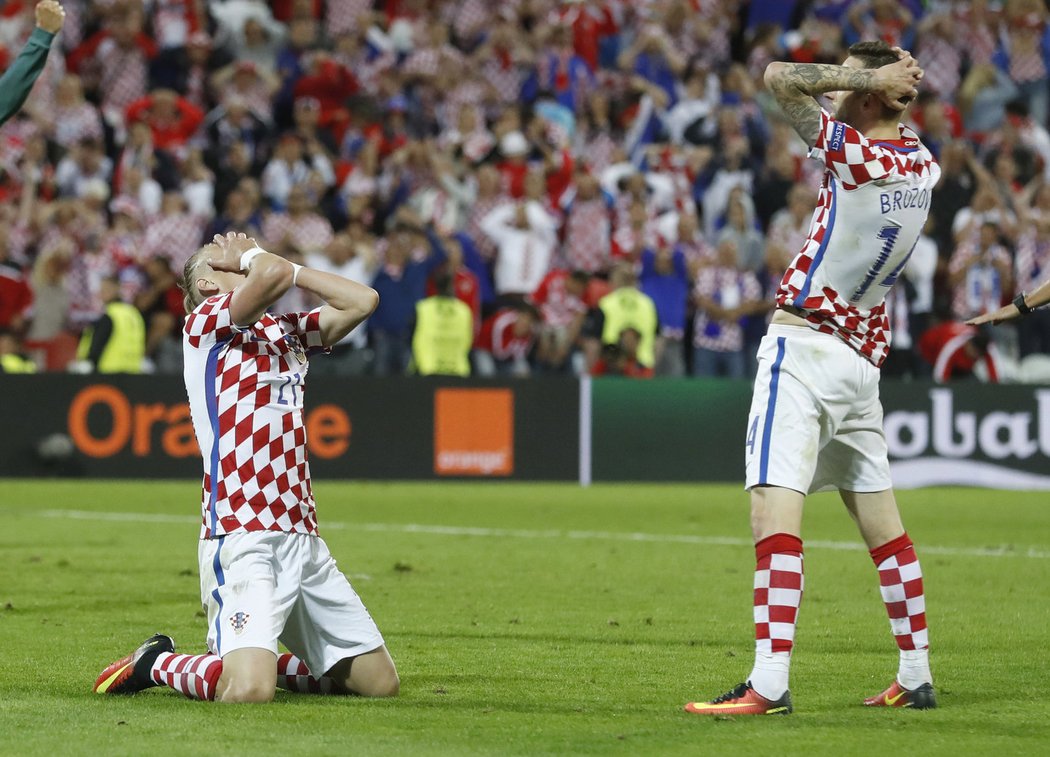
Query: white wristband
239 247 267 272
291 263 303 286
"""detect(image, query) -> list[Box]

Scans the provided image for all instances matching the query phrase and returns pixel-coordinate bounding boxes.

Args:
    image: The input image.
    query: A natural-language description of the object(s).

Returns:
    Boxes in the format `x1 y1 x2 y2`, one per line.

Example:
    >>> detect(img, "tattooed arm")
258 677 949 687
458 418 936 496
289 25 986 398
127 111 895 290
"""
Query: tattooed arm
763 56 922 147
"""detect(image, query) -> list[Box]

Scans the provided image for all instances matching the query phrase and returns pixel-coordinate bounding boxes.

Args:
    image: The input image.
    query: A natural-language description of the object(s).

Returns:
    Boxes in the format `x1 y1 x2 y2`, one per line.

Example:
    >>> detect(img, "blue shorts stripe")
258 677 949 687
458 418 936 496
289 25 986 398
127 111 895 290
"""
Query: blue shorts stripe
211 535 226 655
759 337 788 484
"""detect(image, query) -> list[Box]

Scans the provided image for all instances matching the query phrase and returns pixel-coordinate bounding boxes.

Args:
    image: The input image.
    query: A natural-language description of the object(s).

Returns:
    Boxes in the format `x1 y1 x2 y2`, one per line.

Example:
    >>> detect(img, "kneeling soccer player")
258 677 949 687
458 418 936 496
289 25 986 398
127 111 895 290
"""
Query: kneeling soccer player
685 42 938 715
94 232 398 702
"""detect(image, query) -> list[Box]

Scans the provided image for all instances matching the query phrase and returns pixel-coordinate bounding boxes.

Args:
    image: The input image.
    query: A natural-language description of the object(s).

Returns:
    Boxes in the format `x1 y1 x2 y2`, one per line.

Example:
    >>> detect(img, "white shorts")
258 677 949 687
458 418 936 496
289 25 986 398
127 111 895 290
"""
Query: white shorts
744 324 892 495
198 531 385 677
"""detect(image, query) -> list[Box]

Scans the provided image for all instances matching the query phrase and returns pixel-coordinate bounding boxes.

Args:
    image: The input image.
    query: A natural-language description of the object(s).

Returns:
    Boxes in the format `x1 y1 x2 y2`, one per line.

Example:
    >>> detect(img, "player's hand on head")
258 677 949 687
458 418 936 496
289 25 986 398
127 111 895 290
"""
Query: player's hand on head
874 53 922 111
207 232 259 273
35 0 65 33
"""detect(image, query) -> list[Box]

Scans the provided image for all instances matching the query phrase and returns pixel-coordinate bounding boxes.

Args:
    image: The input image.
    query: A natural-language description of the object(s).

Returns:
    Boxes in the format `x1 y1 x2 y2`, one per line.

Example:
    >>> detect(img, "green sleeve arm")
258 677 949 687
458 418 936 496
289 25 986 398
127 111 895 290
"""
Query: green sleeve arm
0 28 55 126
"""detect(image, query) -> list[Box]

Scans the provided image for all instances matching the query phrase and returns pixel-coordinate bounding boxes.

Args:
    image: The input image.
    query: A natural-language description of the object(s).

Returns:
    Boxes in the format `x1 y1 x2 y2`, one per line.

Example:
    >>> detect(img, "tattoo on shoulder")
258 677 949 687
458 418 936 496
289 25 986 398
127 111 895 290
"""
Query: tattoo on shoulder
768 63 876 147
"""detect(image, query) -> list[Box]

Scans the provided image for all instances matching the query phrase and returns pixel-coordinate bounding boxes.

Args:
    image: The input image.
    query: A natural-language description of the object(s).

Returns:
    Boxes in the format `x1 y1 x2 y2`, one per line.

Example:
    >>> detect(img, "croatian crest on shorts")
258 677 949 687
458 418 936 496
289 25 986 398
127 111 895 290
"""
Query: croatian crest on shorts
229 611 251 634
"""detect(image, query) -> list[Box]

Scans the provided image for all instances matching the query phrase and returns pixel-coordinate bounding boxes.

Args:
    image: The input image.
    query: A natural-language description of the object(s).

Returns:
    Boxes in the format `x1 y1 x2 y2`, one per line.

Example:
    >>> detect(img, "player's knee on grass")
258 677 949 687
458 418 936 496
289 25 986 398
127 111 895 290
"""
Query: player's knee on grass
332 646 400 697
217 647 278 703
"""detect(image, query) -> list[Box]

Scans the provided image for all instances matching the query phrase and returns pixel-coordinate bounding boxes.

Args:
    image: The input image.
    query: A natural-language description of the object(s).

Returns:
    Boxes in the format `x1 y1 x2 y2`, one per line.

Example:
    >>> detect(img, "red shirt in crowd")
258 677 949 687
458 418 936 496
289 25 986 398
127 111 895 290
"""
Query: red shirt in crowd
475 308 534 361
919 321 1001 383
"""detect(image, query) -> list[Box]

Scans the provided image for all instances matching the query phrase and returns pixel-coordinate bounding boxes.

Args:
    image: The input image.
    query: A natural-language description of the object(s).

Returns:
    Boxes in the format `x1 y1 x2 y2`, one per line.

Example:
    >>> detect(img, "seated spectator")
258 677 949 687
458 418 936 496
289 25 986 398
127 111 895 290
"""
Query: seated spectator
412 272 473 377
473 302 539 377
590 328 654 379
692 237 764 379
919 318 1002 383
204 187 265 246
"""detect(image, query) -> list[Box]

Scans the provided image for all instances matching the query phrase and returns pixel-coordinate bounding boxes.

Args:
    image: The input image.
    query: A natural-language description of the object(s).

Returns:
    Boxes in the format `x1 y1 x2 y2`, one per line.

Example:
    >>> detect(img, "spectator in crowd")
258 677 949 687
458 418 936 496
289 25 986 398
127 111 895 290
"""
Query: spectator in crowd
0 227 33 332
474 302 539 378
592 263 658 374
532 267 589 373
919 315 1003 384
640 242 690 377
263 182 334 258
55 137 112 199
133 255 182 373
262 132 334 209
692 237 763 379
3 0 1049 383
73 274 146 374
480 197 558 301
305 228 376 376
368 216 442 376
412 272 473 377
0 326 36 373
948 220 1014 321
591 328 654 379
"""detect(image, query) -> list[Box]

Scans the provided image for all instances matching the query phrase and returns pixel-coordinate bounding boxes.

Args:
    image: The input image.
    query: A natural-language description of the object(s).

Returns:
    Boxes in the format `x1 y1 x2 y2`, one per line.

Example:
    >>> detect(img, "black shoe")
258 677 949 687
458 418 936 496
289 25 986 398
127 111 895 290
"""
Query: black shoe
93 634 175 694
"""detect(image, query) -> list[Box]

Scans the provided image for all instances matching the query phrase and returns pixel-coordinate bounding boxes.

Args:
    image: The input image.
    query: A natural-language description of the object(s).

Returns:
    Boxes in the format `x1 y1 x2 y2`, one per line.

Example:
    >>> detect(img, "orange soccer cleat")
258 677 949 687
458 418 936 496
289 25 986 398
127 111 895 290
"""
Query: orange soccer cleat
684 681 793 716
93 634 175 694
863 680 937 709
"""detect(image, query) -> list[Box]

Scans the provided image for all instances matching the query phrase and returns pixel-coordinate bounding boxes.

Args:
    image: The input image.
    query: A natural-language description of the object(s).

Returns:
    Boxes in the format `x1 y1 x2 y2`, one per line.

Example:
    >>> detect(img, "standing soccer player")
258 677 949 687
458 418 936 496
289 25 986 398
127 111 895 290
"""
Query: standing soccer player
684 42 940 715
93 232 399 702
0 2 65 123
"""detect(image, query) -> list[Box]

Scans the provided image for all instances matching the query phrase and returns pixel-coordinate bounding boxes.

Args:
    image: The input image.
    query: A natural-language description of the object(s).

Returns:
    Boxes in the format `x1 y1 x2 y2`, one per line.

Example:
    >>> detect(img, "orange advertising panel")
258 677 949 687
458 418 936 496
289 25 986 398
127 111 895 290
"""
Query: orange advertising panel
434 388 514 476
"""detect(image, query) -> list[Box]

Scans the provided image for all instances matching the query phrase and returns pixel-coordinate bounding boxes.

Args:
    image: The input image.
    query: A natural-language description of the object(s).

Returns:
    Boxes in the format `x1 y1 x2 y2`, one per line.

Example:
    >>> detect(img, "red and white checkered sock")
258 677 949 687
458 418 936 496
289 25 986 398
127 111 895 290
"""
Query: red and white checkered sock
150 652 223 700
276 653 336 694
870 533 931 689
748 533 804 701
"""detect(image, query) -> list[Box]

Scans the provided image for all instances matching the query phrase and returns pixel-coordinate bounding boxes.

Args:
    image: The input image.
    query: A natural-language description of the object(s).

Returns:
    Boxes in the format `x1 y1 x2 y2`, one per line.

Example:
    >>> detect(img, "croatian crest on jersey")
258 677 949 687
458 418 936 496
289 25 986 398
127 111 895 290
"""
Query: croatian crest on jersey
229 611 251 634
283 334 307 364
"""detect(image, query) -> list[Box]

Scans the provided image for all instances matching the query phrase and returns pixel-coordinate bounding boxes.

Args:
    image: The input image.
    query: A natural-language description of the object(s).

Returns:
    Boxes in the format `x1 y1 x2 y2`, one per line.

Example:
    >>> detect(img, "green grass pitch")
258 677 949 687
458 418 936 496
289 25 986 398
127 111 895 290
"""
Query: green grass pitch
2 480 1049 756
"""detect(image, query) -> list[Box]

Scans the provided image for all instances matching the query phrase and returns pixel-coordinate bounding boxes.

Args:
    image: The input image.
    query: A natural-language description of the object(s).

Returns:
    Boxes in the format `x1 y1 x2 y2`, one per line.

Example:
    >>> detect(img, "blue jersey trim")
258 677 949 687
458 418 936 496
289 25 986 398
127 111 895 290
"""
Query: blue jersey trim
795 178 838 304
211 536 226 655
204 338 229 537
759 337 787 484
872 141 918 153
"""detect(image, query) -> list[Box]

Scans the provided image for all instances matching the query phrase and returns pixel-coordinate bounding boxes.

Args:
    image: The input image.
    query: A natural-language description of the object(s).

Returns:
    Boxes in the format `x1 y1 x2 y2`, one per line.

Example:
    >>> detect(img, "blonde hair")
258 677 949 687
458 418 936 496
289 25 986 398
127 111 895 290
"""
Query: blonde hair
177 244 217 313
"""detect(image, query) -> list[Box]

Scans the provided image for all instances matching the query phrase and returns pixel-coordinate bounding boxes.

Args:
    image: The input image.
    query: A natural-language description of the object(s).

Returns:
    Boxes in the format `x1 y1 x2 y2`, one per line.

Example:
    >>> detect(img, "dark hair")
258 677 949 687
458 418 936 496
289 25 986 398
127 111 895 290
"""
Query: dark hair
847 40 913 110
432 272 454 296
847 40 899 70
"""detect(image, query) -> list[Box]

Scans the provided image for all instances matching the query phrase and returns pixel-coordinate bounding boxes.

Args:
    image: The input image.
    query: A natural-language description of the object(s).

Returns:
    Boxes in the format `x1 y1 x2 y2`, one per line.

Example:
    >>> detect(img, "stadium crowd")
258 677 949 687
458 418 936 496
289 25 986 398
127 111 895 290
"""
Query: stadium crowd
2 0 1050 382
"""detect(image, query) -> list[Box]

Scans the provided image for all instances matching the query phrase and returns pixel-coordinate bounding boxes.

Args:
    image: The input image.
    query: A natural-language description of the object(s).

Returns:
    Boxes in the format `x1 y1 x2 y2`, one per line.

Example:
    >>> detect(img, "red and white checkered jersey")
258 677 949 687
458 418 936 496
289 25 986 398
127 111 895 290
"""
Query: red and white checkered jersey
183 292 329 540
776 109 941 367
